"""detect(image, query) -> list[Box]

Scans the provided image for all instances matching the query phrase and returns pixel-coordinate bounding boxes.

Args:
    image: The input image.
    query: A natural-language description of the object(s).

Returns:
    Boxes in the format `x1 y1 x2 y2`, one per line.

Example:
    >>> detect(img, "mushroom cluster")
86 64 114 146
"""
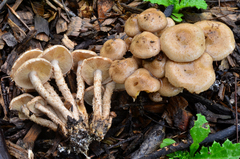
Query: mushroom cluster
121 8 236 101
10 46 116 158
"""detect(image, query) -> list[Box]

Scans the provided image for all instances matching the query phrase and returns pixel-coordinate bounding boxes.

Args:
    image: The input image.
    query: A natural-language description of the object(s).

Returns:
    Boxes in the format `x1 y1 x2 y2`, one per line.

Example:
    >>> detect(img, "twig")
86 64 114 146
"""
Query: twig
234 72 239 142
51 0 76 17
0 0 8 11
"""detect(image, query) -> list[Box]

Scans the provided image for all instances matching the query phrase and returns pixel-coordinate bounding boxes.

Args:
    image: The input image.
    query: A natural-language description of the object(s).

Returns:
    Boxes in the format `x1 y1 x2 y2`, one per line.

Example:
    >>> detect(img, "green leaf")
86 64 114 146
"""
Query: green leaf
143 0 171 6
170 13 183 22
190 114 210 156
160 138 176 148
174 0 208 12
194 139 240 159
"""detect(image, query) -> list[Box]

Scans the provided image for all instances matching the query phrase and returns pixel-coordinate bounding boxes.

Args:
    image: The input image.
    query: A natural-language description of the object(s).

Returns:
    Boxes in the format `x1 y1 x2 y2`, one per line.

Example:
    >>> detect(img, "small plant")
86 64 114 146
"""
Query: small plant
143 0 208 22
160 114 240 159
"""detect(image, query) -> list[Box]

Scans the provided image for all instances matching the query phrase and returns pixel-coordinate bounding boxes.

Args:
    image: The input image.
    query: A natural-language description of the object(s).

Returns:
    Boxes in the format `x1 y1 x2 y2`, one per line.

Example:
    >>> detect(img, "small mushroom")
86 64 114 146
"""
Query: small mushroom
137 8 167 32
160 23 205 62
142 53 167 79
39 45 78 120
109 58 138 84
13 58 73 120
124 14 141 37
100 39 127 61
156 17 175 37
195 20 235 61
125 68 160 101
72 49 97 125
130 31 161 59
158 77 183 97
165 53 215 94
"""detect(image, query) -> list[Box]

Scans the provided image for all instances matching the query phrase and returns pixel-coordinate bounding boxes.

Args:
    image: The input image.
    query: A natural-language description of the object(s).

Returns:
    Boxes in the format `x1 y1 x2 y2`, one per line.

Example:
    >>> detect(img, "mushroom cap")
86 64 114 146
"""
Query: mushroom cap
84 85 105 106
124 14 141 37
27 96 46 116
39 45 73 74
156 17 175 37
109 58 138 84
195 20 235 61
14 58 52 89
142 53 167 78
9 93 34 111
165 53 215 94
148 92 162 102
137 8 167 32
11 49 43 78
159 77 183 97
124 68 160 99
130 31 161 59
160 23 205 62
81 56 112 85
71 49 97 72
100 39 127 61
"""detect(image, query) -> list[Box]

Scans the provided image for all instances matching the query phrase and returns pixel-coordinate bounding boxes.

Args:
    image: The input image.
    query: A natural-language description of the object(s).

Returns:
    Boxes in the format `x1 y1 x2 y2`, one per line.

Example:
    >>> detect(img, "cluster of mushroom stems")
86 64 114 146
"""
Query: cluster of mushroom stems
9 7 235 158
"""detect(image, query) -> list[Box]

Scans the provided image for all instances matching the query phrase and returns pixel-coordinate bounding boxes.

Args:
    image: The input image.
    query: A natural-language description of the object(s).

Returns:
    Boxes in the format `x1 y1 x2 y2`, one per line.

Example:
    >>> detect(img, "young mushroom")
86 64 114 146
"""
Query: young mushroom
160 23 205 62
124 14 141 37
100 39 127 61
39 45 79 120
165 53 215 94
72 49 97 125
125 68 160 101
195 20 235 61
137 8 167 32
130 31 161 59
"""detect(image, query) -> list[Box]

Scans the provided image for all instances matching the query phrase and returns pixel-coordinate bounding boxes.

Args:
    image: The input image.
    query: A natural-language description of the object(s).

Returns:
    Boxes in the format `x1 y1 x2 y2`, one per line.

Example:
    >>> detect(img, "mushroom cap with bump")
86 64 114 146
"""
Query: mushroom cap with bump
195 20 235 61
124 14 141 37
39 45 73 74
165 53 215 94
71 49 97 72
11 49 43 78
160 23 205 62
13 58 52 89
81 56 113 85
130 31 161 59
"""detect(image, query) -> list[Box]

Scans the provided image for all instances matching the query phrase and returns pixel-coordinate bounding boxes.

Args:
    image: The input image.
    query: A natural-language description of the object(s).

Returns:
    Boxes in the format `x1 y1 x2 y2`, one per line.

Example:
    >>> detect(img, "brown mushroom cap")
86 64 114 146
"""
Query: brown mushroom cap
81 56 112 85
14 58 52 89
124 68 160 100
142 53 167 78
160 23 205 62
109 58 138 84
130 31 160 59
39 45 72 74
72 49 97 72
159 77 183 97
100 39 127 61
137 8 167 32
165 53 215 94
124 14 141 37
11 49 43 78
195 20 235 61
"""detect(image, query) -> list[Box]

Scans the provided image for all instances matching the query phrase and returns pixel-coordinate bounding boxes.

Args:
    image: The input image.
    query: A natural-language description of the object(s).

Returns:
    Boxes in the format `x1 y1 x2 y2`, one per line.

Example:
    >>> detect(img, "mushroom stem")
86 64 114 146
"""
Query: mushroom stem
21 104 58 131
51 59 79 120
76 61 88 125
35 103 68 136
43 82 67 124
102 81 115 119
93 69 102 117
29 71 73 120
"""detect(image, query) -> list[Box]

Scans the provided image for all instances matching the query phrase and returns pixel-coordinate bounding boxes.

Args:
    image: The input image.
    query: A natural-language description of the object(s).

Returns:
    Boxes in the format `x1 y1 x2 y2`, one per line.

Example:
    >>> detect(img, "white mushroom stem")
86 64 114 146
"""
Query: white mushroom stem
43 82 67 124
21 104 58 131
102 81 115 119
76 61 88 123
51 59 79 120
93 69 102 117
29 71 73 120
35 103 68 136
